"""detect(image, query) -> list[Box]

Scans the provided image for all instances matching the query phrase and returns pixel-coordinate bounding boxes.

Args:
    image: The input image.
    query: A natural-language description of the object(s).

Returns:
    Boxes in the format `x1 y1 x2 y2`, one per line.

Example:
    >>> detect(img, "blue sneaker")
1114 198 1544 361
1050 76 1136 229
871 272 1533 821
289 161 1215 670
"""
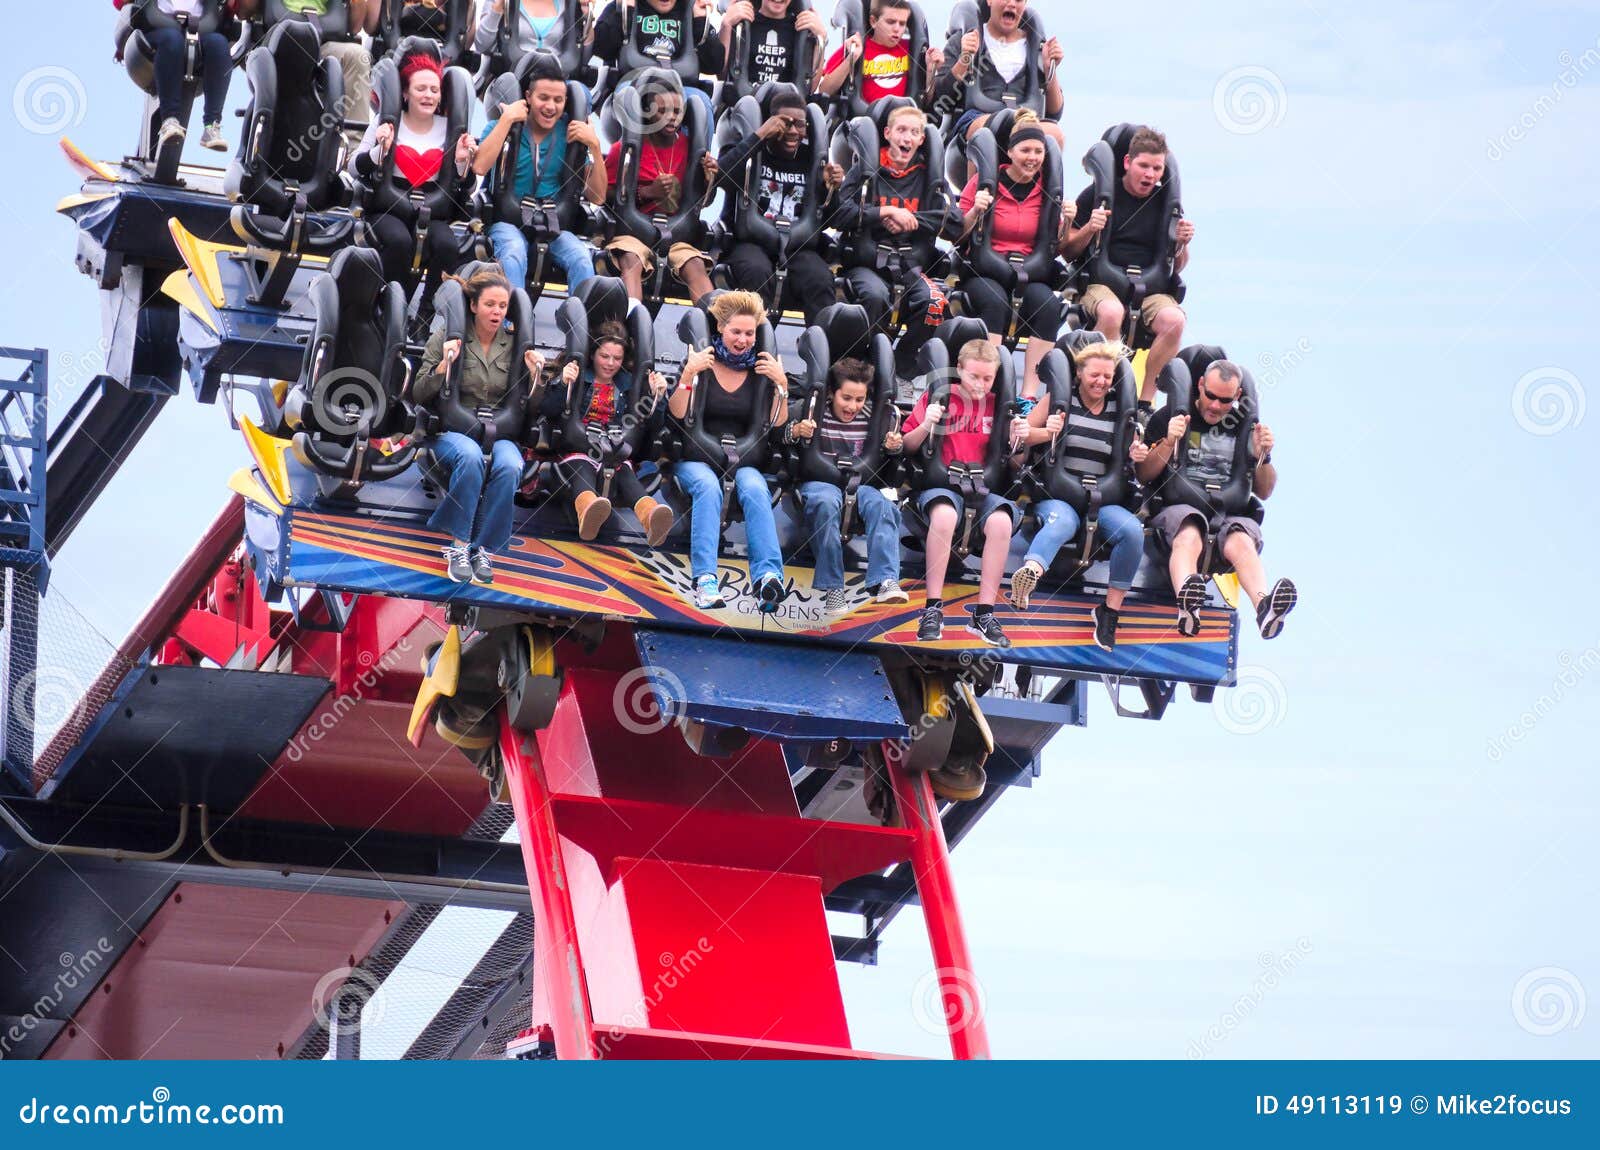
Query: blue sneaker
694 575 726 610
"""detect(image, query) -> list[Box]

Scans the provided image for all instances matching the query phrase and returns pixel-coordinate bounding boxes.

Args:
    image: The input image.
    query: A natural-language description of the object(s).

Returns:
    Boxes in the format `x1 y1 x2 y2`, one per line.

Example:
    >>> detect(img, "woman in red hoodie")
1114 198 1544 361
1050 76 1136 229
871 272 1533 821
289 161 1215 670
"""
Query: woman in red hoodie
956 110 1064 401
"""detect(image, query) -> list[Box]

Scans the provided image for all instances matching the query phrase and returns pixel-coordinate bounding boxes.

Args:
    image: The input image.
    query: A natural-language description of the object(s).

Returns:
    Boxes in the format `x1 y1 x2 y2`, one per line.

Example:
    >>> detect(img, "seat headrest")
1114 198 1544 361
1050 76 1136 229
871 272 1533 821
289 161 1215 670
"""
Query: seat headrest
514 46 567 89
328 247 387 307
939 316 990 351
575 276 629 329
268 17 324 81
816 302 872 362
1179 343 1229 386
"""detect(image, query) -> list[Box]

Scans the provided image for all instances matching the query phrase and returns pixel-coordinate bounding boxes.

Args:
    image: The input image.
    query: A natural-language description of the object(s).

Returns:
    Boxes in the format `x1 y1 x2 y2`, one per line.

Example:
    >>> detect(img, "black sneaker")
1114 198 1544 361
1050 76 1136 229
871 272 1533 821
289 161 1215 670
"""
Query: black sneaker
916 605 943 641
1176 573 1208 636
965 610 1010 647
1092 602 1119 650
442 544 473 584
469 547 494 585
1256 577 1297 639
756 574 784 614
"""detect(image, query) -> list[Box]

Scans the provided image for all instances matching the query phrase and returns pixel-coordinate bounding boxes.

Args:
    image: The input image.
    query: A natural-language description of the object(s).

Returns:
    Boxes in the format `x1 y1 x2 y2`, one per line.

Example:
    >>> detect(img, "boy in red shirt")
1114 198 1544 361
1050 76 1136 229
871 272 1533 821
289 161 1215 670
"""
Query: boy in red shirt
816 0 942 107
900 339 1051 646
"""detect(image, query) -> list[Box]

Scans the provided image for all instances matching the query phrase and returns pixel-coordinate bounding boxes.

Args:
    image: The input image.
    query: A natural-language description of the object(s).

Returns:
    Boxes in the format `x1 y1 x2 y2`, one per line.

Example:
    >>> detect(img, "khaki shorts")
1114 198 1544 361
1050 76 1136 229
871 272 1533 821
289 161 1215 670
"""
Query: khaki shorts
605 235 707 279
1079 283 1184 329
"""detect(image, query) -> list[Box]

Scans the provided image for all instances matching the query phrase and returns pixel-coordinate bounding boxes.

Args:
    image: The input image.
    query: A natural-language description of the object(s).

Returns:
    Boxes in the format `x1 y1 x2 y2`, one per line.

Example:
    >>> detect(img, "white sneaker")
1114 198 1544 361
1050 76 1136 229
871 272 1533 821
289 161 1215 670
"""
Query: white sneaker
875 579 909 604
822 588 848 616
693 575 726 610
157 117 186 151
199 122 227 151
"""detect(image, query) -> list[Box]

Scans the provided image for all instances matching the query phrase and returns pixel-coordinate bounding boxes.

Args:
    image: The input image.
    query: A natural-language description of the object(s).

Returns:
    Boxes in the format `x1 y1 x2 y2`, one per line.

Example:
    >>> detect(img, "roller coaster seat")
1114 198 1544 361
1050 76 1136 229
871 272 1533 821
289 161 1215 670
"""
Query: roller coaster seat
362 38 476 228
1019 329 1140 577
225 19 355 308
1142 345 1261 574
414 260 539 450
721 0 822 108
834 97 952 280
603 70 714 298
259 0 356 40
285 247 416 488
483 52 601 288
788 302 901 547
955 107 1066 318
939 0 1051 123
544 276 663 470
1065 122 1186 347
476 0 590 89
376 0 474 66
711 85 830 281
900 315 1016 559
120 0 240 180
668 303 785 536
826 0 931 123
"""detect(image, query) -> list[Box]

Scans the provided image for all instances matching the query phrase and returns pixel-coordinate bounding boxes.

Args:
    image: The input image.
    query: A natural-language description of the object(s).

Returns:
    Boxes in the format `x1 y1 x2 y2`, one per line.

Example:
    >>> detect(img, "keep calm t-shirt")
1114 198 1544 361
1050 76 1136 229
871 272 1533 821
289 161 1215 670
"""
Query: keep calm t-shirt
749 14 801 86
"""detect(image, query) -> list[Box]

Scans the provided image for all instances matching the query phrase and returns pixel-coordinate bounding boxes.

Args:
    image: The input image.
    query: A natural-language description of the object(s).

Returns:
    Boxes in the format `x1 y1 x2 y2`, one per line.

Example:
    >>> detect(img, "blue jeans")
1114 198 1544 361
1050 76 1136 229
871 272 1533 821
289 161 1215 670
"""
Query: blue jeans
150 26 231 124
915 487 1017 525
674 461 782 584
426 432 524 552
488 222 595 293
798 481 901 590
1026 499 1144 590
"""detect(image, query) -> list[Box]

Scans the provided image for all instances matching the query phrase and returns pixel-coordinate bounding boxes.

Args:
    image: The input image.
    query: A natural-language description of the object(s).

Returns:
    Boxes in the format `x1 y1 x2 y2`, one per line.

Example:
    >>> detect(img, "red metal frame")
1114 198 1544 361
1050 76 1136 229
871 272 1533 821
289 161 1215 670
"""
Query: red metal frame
497 665 993 1060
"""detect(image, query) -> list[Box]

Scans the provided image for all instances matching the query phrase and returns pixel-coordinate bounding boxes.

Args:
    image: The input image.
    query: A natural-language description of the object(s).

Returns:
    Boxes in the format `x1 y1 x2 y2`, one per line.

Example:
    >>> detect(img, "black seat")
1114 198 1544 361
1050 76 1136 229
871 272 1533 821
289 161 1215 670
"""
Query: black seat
606 70 714 305
720 0 822 108
415 259 539 448
374 0 473 66
477 5 589 94
1020 329 1139 574
957 107 1066 341
711 84 831 318
902 316 1015 558
259 0 358 39
789 302 900 546
1066 122 1186 349
483 51 599 302
826 0 930 124
225 19 355 308
1144 344 1259 574
119 0 238 184
285 248 416 490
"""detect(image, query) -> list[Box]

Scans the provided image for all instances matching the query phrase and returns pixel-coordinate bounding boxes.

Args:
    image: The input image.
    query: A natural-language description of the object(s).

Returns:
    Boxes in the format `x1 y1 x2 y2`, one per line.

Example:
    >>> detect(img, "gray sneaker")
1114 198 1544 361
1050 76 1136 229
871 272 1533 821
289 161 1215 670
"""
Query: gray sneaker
199 122 227 151
469 547 494 585
441 544 473 583
875 579 909 604
822 588 848 616
156 116 185 151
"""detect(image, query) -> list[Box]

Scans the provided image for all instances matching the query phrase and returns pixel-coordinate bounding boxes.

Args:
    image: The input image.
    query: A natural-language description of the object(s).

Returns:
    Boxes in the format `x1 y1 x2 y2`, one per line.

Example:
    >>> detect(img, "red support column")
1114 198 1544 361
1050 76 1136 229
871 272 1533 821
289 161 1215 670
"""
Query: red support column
885 739 993 1061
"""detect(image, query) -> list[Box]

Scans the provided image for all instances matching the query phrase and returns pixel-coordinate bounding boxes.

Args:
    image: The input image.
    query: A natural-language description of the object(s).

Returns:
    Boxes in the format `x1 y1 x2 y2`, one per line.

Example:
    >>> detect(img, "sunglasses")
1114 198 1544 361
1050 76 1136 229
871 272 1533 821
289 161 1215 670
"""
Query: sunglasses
1199 385 1238 406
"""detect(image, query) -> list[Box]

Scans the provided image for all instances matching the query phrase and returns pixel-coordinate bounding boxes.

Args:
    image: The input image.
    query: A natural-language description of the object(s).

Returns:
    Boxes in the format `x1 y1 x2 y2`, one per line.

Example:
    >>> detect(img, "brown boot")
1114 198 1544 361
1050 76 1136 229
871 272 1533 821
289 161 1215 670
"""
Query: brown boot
634 496 675 547
574 490 611 540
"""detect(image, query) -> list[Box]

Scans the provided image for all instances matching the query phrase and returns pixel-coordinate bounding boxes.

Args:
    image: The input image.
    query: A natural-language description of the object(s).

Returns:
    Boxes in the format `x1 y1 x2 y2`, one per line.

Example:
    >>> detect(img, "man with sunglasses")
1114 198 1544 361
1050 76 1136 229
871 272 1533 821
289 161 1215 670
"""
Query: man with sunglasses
712 84 844 322
1138 360 1297 640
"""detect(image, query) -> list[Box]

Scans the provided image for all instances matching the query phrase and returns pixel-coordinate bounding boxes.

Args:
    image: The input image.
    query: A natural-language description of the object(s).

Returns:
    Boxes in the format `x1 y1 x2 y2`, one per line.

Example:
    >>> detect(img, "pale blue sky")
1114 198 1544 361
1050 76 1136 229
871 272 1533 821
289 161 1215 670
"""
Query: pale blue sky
3 1 1595 1058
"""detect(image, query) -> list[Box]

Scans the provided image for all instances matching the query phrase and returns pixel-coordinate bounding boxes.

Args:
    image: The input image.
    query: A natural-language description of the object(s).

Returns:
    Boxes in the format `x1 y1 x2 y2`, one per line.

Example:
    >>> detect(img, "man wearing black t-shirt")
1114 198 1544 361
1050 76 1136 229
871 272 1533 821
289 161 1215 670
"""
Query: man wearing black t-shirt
1061 126 1195 407
593 0 725 119
1137 359 1296 641
713 85 844 321
720 0 827 89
